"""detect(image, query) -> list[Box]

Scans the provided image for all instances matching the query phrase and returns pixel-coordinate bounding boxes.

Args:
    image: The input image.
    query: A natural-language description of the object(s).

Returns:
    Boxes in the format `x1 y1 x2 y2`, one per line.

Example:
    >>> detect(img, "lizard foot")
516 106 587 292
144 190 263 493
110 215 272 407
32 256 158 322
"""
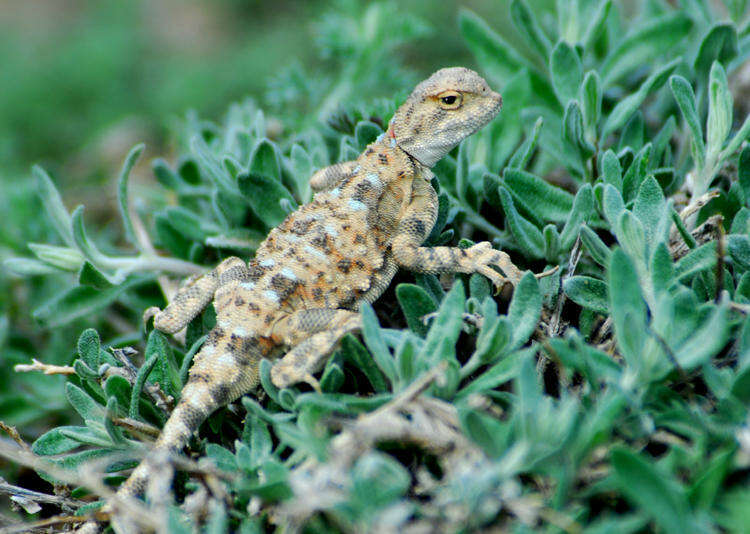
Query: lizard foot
143 306 162 325
462 242 524 290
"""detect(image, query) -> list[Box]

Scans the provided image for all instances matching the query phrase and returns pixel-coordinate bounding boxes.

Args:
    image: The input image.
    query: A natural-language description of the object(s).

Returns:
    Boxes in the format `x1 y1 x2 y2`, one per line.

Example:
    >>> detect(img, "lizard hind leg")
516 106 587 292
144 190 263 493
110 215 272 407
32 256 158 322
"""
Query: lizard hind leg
144 256 247 334
75 329 264 533
270 309 362 390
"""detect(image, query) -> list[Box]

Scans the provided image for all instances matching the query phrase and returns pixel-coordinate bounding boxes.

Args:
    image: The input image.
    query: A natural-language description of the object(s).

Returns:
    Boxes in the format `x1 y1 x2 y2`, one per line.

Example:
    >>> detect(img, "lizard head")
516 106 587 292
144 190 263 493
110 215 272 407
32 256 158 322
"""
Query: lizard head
389 67 502 168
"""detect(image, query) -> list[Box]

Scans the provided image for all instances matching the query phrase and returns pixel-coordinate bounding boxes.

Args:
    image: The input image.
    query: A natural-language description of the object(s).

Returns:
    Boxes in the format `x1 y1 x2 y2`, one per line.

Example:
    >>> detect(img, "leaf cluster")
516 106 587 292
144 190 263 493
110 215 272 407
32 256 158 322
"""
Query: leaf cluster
4 1 750 532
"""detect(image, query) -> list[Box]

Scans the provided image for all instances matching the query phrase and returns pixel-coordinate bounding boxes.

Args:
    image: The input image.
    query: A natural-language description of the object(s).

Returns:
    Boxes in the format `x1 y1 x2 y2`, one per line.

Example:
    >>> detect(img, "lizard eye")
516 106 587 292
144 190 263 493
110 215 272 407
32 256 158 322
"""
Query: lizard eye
437 91 462 109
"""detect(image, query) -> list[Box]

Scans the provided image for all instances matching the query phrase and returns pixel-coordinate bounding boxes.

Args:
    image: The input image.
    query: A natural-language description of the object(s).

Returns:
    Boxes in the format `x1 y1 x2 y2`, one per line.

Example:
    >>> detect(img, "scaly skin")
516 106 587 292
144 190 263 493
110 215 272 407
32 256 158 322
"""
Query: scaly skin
77 67 523 533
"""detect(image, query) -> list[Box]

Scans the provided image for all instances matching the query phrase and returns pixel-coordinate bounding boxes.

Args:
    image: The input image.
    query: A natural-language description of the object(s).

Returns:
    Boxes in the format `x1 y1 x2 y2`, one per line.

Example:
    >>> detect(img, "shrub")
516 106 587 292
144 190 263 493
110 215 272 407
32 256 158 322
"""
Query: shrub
3 1 750 532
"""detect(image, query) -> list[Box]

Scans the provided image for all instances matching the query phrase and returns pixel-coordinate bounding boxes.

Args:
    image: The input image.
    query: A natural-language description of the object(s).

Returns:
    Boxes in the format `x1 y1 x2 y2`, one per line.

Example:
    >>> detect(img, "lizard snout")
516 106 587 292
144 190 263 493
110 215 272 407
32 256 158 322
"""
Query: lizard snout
491 91 503 109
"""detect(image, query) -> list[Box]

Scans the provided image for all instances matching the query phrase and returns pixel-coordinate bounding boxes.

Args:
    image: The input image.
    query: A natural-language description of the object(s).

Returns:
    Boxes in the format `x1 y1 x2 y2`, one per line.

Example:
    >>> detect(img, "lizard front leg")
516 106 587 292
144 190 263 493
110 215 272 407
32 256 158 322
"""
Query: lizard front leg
144 256 246 334
391 178 523 289
269 309 362 389
309 160 359 192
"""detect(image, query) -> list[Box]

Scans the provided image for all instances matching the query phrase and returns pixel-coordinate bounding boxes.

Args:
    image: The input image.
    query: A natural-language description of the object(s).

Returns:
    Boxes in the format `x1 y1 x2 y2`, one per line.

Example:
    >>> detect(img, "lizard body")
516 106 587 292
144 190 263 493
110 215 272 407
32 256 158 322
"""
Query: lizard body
78 67 522 532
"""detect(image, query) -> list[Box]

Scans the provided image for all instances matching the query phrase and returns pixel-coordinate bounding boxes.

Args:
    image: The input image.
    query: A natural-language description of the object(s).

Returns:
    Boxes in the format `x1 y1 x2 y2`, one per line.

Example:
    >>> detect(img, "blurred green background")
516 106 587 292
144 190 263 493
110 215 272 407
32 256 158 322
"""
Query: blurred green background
0 0 510 435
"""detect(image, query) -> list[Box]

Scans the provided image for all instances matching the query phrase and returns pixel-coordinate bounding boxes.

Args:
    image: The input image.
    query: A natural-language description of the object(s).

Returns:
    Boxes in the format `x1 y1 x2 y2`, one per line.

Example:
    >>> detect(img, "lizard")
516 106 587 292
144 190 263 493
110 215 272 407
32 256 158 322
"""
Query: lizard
77 67 526 533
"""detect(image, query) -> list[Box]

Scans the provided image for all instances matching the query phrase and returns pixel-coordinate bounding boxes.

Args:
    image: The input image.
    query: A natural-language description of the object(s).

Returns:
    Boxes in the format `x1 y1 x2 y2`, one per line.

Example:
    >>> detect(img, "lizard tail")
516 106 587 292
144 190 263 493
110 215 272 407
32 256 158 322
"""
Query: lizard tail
75 332 266 532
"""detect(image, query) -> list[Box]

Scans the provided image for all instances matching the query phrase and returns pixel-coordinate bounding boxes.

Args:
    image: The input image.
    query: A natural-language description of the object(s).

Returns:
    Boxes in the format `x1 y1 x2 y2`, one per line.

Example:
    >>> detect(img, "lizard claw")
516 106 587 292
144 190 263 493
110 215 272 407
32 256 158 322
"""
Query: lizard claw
463 242 523 291
303 373 323 393
535 265 559 279
143 306 162 326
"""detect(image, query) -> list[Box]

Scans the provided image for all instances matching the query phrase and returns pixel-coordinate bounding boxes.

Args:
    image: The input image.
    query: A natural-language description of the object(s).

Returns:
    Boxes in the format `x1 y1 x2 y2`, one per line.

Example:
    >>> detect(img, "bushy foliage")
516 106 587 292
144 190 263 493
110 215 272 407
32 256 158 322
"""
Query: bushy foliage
3 1 750 532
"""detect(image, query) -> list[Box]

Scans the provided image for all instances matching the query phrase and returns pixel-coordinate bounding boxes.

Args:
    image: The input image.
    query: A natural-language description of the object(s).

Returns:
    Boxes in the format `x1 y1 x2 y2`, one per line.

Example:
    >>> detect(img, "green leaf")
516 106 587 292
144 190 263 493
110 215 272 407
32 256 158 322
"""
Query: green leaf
77 328 101 370
674 299 730 369
33 282 132 328
238 171 296 228
611 448 692 534
78 262 113 289
250 139 282 182
499 187 544 258
560 184 594 249
581 0 612 48
459 9 525 83
633 176 667 250
190 136 234 193
508 116 543 170
460 9 557 110
564 276 608 314
650 243 674 294
420 281 465 365
396 283 437 337
739 145 750 202
66 383 105 423
151 158 182 190
550 41 582 106
458 348 524 398
580 225 611 266
707 61 733 157
543 224 560 260
622 144 652 204
32 427 86 456
458 407 508 458
599 13 692 87
601 58 681 141
4 257 61 276
471 317 512 366
580 71 602 135
617 211 647 262
601 149 623 191
507 272 541 349
34 165 75 248
602 184 625 226
354 121 382 151
116 143 145 247
351 452 410 507
340 335 388 393
503 168 574 223
510 0 551 63
729 235 750 269
608 249 647 368
670 75 706 171
720 113 750 160
694 23 739 83
674 242 717 281
563 101 595 160
360 303 396 386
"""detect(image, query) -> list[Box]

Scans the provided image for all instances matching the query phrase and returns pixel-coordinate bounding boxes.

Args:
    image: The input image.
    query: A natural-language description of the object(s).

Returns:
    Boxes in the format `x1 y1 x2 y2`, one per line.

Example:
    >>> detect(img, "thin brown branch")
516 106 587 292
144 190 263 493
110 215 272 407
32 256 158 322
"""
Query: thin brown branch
0 423 30 452
0 477 83 511
13 359 74 376
0 514 85 534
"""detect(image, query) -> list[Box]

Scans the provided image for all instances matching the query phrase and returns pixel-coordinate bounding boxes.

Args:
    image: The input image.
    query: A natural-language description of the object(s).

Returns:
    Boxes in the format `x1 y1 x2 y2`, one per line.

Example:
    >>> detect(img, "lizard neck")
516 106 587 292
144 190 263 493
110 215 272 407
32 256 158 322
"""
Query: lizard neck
374 126 429 180
387 119 448 169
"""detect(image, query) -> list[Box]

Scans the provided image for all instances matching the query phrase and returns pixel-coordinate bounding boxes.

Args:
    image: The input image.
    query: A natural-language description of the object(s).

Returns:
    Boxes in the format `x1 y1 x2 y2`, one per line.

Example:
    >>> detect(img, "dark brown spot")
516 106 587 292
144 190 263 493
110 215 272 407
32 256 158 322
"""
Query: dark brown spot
311 233 330 251
337 259 352 273
190 372 211 383
247 302 260 312
291 218 314 235
234 295 245 306
354 234 365 244
211 384 231 404
378 153 388 165
208 327 225 344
